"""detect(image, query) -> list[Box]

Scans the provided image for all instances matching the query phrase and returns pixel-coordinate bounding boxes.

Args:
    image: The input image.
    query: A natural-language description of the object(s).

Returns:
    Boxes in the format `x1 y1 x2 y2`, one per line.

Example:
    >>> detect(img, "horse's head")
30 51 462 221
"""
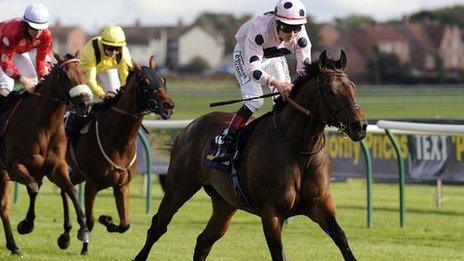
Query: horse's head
314 50 367 141
54 53 93 116
133 56 174 119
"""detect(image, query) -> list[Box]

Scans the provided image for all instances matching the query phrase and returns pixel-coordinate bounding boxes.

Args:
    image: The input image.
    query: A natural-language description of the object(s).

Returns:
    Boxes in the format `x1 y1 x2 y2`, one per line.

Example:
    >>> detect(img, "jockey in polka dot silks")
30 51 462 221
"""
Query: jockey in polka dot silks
0 3 53 97
208 0 312 162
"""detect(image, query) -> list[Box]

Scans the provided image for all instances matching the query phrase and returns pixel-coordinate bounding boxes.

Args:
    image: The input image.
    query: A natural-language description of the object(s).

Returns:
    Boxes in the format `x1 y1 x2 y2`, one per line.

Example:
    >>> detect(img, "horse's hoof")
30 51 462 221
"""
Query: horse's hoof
77 228 90 243
57 233 71 249
98 215 113 226
80 249 88 256
17 220 34 234
10 249 23 256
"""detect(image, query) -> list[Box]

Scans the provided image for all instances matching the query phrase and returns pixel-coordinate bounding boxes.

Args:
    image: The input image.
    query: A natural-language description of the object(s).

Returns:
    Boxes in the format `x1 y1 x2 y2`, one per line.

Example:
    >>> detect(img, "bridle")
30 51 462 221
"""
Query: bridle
31 58 82 106
273 71 360 155
110 66 168 119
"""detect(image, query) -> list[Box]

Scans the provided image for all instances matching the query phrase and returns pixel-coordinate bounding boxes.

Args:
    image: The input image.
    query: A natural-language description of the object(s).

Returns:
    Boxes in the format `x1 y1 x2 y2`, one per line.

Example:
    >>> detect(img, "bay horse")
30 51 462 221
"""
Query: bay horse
134 50 367 261
0 54 93 256
59 57 174 255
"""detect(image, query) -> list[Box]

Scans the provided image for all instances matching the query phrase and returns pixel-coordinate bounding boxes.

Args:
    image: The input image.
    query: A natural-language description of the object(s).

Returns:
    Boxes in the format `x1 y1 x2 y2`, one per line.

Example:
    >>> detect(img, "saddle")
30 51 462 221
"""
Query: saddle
203 111 272 211
0 91 27 136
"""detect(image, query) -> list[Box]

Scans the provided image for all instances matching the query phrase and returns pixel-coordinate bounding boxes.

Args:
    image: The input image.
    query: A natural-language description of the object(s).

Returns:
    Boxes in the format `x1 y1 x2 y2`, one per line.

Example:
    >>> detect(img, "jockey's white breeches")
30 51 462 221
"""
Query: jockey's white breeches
233 43 290 112
0 52 37 96
97 68 121 93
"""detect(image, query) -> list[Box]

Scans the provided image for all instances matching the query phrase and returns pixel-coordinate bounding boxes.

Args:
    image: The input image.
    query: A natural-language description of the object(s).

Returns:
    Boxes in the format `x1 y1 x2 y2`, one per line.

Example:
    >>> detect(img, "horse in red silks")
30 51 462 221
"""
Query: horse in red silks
59 57 174 255
134 50 367 261
0 54 93 256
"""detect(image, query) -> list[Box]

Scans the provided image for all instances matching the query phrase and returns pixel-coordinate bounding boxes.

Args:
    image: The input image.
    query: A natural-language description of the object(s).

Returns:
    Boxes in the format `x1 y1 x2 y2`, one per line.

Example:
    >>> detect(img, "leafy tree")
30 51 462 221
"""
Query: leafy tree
195 12 252 54
410 5 464 28
180 56 210 73
366 46 412 84
334 15 376 28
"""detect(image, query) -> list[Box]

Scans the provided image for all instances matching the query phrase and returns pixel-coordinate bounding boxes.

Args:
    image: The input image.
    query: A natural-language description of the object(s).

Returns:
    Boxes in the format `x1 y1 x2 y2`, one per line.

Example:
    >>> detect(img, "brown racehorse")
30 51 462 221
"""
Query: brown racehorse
0 54 93 256
59 57 174 255
134 50 367 261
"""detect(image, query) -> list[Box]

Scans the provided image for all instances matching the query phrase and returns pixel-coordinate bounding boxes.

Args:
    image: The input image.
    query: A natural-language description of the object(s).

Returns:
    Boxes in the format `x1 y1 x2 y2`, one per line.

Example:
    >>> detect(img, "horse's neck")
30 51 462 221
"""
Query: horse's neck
104 87 143 146
276 83 325 154
24 75 66 122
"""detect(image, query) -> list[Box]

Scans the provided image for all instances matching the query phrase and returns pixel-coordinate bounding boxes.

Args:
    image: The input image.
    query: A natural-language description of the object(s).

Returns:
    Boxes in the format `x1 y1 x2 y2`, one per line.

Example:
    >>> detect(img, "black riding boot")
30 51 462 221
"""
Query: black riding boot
64 112 88 146
208 105 253 162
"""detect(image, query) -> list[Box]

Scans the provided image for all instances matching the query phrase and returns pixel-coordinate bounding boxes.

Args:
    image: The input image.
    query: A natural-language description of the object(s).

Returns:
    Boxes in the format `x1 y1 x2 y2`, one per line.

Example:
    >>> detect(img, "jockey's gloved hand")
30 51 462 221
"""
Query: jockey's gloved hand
104 91 116 100
267 77 293 101
19 76 38 93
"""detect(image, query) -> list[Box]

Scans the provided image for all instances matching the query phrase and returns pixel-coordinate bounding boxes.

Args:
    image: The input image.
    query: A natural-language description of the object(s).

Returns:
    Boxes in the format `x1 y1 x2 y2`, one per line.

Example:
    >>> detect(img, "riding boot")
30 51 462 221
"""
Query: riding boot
208 105 253 162
64 112 88 146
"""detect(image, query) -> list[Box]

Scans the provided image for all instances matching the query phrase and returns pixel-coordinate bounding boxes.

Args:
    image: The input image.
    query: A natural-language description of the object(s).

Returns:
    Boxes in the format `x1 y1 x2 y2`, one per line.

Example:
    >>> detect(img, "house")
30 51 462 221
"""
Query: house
51 22 87 55
317 24 367 80
123 21 224 70
424 23 464 71
346 24 411 64
397 22 437 72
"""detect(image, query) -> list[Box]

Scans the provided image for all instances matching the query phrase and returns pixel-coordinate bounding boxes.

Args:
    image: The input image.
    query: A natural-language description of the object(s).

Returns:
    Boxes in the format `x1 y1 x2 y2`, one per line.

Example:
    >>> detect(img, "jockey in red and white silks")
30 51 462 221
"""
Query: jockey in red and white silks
208 0 312 162
0 3 53 96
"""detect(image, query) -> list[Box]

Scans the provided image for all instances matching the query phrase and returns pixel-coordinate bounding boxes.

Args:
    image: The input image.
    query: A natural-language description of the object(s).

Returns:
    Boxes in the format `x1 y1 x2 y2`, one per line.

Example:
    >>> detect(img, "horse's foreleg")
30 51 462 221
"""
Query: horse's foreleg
134 180 202 261
57 190 72 249
0 172 21 256
9 162 39 193
51 163 90 247
193 188 236 261
17 184 39 235
99 184 130 233
80 181 98 255
261 203 286 261
308 193 356 261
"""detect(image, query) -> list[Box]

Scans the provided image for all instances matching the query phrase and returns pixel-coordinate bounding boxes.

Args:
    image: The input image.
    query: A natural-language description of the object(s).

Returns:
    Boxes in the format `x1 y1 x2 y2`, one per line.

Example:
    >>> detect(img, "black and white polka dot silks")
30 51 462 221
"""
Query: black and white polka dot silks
234 11 312 85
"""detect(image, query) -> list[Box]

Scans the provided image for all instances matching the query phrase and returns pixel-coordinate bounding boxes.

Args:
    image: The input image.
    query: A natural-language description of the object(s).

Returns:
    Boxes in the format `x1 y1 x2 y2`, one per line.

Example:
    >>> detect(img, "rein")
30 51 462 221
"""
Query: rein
95 119 137 173
110 106 147 119
272 110 325 156
31 58 82 105
272 71 355 155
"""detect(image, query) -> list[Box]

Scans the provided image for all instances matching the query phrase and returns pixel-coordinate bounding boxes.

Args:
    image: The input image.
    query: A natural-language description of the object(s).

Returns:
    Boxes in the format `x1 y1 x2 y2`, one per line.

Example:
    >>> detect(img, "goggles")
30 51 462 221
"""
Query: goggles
103 44 121 52
277 22 302 33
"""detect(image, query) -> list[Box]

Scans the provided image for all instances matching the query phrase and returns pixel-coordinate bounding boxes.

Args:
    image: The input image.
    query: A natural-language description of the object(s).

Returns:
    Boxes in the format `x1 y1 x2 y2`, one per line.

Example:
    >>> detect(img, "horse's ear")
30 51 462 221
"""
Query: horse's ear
318 50 327 70
161 77 167 86
54 52 64 63
132 60 142 71
74 50 81 60
336 49 347 71
149 55 156 69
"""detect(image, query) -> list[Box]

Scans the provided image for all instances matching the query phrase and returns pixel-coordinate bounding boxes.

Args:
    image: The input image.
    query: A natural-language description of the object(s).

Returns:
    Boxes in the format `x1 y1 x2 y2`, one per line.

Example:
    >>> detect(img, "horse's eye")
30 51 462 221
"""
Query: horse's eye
326 89 335 96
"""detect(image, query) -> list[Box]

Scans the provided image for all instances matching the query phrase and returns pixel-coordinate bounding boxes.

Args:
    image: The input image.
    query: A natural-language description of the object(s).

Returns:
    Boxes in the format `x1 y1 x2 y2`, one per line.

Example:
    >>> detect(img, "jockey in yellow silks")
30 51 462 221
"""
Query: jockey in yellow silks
80 25 133 100
65 25 133 145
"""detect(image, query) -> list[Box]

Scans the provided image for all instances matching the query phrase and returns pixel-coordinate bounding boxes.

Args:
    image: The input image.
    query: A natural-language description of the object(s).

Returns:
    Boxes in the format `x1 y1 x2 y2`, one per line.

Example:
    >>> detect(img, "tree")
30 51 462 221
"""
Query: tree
180 56 210 74
410 5 464 28
195 12 252 55
366 46 412 84
334 15 376 28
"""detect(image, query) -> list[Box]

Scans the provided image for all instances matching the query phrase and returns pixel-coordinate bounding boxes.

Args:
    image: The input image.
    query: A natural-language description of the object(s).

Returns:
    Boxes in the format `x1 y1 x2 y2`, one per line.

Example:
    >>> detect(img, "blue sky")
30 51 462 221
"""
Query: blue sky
1 0 463 33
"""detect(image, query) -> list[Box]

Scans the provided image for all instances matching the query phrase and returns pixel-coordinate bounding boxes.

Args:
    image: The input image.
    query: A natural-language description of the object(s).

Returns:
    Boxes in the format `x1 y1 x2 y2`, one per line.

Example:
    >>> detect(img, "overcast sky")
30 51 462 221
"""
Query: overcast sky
1 0 463 33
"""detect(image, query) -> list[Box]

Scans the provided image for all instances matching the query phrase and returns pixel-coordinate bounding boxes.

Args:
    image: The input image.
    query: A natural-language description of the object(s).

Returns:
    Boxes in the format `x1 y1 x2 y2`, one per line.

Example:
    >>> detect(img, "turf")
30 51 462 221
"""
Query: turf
165 82 464 120
0 178 462 260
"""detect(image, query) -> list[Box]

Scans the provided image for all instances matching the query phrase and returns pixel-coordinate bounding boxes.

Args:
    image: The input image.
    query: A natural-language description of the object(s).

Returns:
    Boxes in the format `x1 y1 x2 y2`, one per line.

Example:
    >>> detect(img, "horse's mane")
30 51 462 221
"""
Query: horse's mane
35 54 75 92
273 58 338 112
